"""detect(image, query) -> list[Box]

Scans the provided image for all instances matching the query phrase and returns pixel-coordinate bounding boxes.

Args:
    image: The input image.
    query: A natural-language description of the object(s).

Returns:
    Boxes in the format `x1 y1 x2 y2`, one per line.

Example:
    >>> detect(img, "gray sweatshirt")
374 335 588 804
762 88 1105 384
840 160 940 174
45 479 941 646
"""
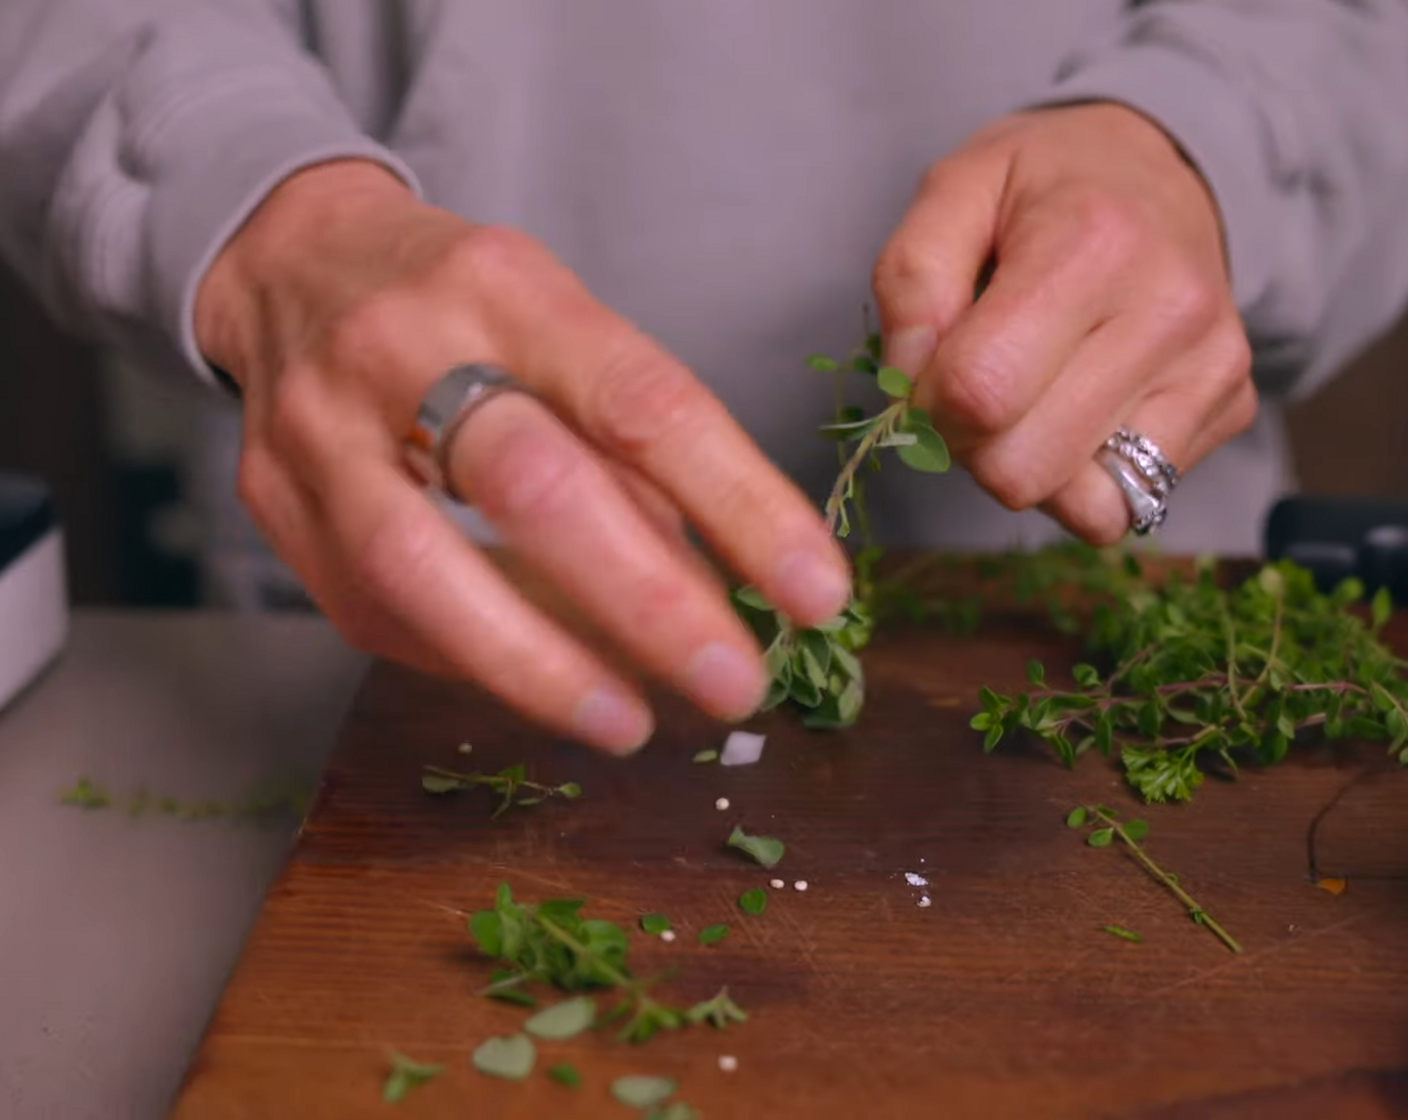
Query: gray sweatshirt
4 0 1408 556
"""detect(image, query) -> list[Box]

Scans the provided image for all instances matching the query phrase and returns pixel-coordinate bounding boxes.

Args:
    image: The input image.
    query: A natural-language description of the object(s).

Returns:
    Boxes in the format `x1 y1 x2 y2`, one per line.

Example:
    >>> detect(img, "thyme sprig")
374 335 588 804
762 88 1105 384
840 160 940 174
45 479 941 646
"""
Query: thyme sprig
1067 805 1241 954
731 332 952 728
422 764 582 819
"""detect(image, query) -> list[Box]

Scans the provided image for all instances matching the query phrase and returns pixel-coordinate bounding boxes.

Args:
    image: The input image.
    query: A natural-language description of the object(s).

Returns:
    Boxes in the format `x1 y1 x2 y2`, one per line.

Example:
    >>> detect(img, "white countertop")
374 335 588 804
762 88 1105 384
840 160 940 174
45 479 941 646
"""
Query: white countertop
0 611 368 1120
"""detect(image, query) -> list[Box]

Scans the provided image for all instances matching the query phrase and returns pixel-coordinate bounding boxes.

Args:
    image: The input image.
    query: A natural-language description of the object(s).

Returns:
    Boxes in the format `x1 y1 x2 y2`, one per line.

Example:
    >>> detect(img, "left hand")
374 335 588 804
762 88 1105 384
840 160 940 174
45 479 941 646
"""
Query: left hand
872 102 1256 544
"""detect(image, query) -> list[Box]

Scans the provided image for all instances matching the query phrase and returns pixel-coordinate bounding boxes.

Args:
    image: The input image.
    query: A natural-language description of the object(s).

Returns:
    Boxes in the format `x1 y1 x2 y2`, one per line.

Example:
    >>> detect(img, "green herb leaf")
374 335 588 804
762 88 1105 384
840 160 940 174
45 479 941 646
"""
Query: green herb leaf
1102 925 1143 943
613 1075 678 1109
1374 586 1394 628
1124 819 1150 842
523 996 596 1040
699 924 731 946
876 366 914 398
649 1103 703 1120
547 1062 582 1089
727 826 785 869
738 888 768 916
895 424 951 473
556 781 583 799
640 913 672 935
692 749 719 764
1027 659 1046 687
382 1051 443 1103
1087 828 1115 848
421 773 466 794
1065 807 1088 829
471 1034 536 1081
685 986 749 1029
806 354 840 373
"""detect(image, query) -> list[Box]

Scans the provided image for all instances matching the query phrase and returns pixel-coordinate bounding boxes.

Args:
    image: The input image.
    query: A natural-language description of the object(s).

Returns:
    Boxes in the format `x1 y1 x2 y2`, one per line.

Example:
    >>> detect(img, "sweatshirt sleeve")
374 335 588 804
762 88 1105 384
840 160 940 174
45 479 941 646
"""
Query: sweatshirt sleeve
1033 0 1408 399
0 0 422 389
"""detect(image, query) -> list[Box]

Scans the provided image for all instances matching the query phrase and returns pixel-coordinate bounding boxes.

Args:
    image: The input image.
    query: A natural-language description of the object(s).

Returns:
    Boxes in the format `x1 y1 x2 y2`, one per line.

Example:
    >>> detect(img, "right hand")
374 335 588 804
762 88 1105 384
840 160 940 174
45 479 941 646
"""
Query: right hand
194 159 851 754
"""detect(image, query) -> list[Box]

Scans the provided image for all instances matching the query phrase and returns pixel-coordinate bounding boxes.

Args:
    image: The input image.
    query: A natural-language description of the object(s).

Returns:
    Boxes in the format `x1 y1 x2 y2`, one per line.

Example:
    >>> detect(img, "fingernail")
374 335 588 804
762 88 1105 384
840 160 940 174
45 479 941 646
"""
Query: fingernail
574 688 654 754
777 547 852 623
884 326 938 377
687 642 767 721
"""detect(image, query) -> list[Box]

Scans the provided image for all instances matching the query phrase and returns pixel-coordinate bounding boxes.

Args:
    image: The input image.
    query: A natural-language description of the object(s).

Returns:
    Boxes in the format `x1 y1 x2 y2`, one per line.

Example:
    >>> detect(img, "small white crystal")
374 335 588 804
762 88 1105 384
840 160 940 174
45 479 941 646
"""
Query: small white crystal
905 872 929 888
720 731 766 767
793 880 809 892
769 879 785 890
457 742 473 754
718 1055 739 1072
918 896 932 908
715 797 730 811
660 930 677 943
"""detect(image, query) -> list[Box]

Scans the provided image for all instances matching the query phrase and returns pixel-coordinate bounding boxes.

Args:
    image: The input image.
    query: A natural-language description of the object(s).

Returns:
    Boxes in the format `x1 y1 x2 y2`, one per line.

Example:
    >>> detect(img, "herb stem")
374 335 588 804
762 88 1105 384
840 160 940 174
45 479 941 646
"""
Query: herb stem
824 399 905 535
1090 807 1242 954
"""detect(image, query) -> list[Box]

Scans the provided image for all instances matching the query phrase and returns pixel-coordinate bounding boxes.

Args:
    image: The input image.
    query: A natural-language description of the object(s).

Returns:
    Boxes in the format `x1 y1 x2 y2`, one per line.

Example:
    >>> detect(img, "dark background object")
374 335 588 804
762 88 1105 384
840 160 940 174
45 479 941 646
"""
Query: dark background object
1265 496 1408 601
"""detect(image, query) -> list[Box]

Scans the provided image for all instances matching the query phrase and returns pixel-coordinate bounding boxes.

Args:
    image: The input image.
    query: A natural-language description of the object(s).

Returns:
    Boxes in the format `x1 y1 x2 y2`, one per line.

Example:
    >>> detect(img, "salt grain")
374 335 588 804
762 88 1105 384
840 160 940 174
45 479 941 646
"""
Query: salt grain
793 880 809 892
918 896 932 908
660 930 677 943
715 797 730 811
769 879 785 890
718 1055 739 1073
457 742 473 754
904 872 929 888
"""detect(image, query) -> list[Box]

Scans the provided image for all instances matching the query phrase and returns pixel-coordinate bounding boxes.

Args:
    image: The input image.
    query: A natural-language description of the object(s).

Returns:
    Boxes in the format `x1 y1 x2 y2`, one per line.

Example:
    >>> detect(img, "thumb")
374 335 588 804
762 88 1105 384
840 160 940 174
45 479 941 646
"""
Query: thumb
871 150 1005 377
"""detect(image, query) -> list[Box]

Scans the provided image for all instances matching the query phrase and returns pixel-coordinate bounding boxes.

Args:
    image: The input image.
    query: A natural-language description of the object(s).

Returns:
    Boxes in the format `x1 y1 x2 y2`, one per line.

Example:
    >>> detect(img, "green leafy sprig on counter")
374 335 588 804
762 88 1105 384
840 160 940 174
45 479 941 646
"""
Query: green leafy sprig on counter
1067 805 1241 954
59 775 313 821
975 561 1408 802
730 332 952 728
422 764 582 819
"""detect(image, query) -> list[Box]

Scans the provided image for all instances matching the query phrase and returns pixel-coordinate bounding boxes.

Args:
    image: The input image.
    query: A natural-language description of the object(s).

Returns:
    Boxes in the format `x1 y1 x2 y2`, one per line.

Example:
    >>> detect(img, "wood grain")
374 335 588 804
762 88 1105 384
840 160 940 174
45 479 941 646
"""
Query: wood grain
173 584 1408 1120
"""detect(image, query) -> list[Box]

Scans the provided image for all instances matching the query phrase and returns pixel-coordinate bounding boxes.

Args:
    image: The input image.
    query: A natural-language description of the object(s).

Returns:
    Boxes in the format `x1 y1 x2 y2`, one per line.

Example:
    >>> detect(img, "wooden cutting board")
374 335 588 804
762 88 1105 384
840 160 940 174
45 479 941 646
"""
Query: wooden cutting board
172 576 1408 1120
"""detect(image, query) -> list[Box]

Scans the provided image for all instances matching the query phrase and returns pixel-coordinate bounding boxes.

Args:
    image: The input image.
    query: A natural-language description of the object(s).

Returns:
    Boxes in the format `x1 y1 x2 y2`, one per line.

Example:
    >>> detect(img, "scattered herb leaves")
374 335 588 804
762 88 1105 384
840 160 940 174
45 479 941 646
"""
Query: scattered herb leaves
472 1034 536 1080
382 1051 443 1103
727 826 785 869
59 775 311 821
640 914 672 936
738 888 768 916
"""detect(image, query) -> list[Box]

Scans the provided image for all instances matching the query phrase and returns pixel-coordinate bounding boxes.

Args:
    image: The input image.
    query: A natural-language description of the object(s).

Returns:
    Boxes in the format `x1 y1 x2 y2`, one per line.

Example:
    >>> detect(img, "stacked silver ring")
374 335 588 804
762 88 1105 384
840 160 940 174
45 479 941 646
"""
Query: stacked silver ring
1097 427 1180 536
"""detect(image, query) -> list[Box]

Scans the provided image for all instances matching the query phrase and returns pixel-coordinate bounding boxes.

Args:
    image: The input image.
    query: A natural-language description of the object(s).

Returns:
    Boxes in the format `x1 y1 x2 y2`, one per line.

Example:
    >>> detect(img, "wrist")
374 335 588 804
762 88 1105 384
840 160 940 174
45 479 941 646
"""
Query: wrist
193 158 414 384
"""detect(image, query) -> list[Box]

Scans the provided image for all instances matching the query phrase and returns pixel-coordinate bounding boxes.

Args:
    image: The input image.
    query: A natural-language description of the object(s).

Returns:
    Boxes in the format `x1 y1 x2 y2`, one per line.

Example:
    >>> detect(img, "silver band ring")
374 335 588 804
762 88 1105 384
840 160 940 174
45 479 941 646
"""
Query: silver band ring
404 363 528 501
1097 426 1179 536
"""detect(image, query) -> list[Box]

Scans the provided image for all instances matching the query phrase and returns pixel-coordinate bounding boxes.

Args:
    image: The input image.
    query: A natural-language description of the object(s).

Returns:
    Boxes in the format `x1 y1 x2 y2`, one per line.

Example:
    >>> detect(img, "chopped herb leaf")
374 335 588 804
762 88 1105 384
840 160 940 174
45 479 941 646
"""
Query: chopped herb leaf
611 1075 678 1109
547 1062 582 1089
1102 925 1143 943
640 914 672 935
727 826 785 869
382 1051 443 1103
699 924 731 946
471 1034 536 1080
738 888 768 916
523 996 596 1040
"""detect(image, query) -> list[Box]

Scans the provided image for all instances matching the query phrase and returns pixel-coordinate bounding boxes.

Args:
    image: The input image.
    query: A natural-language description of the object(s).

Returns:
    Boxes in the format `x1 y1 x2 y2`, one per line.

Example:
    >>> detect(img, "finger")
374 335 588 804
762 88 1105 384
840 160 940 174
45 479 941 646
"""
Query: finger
913 191 1143 453
1041 340 1257 546
445 391 771 722
459 232 853 628
236 447 468 679
312 456 658 754
871 153 1005 378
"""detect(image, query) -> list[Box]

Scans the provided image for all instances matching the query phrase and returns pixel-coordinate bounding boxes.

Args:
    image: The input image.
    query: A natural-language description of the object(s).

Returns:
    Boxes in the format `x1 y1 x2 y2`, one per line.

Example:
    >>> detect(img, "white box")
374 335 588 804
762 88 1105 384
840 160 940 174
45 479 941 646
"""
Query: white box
0 476 69 713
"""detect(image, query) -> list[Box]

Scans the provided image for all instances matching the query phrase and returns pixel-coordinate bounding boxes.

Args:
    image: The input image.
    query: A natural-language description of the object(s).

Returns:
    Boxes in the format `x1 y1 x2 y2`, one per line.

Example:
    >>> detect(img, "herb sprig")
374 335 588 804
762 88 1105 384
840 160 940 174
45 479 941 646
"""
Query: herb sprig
422 764 582 818
976 563 1408 801
1067 805 1241 954
731 332 952 728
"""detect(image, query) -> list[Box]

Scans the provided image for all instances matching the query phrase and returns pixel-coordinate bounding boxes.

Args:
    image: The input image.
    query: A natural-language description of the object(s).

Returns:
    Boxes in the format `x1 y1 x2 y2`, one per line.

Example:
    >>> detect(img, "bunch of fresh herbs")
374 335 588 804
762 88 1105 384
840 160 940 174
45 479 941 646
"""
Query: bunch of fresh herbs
975 562 1408 802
